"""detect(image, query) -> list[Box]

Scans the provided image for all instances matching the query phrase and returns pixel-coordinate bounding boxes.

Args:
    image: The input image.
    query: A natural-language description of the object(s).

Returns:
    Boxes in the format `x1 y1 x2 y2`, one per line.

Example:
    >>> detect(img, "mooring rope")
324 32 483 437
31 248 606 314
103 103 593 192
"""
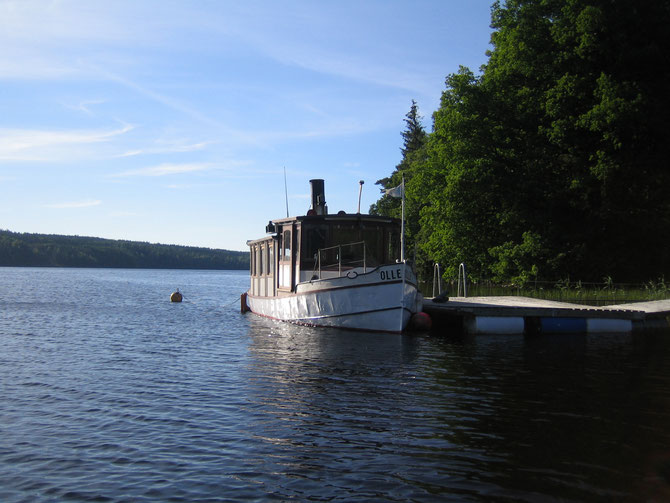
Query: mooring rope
221 296 241 309
170 290 243 310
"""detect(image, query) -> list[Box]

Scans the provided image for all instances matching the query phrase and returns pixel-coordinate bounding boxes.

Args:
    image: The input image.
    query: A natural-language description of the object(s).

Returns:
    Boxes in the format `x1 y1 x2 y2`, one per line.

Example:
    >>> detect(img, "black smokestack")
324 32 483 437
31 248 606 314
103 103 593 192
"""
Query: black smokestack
310 179 327 215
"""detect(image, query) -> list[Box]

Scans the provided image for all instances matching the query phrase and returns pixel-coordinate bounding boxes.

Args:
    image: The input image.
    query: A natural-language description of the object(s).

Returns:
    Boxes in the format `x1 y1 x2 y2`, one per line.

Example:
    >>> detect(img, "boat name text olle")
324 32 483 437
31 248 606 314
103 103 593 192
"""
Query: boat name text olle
380 268 403 281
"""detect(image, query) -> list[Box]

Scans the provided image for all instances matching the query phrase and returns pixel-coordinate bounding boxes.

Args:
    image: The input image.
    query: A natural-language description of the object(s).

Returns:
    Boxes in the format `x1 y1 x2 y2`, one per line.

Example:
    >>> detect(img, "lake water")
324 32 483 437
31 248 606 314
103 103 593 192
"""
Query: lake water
1 267 670 502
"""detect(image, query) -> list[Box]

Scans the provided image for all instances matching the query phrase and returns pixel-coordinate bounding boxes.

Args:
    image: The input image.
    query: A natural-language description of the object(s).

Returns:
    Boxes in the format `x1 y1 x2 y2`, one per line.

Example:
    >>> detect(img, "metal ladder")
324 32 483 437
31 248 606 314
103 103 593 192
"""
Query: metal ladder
432 263 443 297
433 262 469 298
458 262 468 297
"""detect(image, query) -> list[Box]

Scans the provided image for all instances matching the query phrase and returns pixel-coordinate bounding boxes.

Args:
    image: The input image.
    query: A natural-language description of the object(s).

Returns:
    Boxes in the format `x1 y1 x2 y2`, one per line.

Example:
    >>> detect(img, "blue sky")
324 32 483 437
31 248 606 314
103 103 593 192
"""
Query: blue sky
1 0 493 251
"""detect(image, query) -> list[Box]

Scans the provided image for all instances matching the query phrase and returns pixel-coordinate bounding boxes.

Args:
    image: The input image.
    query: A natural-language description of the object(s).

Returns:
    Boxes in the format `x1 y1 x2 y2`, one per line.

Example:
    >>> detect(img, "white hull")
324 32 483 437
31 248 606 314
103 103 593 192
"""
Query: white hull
247 263 422 333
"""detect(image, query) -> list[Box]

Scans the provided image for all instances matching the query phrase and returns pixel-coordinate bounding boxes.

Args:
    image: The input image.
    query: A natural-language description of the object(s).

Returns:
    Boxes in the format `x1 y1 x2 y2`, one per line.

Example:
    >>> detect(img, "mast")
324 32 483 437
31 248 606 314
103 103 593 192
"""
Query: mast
400 176 405 262
399 175 406 332
283 166 289 218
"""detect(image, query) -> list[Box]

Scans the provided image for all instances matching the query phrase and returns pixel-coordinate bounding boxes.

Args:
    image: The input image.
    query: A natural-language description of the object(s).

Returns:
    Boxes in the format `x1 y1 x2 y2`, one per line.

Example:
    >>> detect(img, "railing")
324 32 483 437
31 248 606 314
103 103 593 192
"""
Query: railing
315 241 367 279
433 263 443 297
458 262 468 297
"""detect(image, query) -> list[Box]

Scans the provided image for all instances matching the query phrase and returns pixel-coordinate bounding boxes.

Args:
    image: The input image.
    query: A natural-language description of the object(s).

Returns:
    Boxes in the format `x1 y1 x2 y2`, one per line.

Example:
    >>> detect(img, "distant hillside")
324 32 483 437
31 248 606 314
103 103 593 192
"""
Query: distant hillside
0 230 249 270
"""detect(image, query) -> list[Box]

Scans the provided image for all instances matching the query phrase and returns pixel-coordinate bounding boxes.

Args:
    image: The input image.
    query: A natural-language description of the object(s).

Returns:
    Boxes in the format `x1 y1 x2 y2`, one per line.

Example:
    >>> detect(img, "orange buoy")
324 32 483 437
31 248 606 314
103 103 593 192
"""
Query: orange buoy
408 311 432 331
170 290 183 303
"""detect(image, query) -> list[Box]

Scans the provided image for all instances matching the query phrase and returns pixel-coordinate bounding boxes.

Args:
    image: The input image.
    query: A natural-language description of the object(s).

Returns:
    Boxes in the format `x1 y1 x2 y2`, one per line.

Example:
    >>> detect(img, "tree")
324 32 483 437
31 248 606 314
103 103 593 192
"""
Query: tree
370 100 426 218
370 100 429 270
400 99 427 158
480 0 670 281
380 0 670 284
411 67 511 280
0 230 250 269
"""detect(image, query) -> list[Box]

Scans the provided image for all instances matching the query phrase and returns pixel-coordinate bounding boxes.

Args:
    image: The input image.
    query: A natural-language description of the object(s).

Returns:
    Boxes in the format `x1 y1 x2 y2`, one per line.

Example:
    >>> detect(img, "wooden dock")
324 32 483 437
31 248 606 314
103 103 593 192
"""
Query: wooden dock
422 296 670 334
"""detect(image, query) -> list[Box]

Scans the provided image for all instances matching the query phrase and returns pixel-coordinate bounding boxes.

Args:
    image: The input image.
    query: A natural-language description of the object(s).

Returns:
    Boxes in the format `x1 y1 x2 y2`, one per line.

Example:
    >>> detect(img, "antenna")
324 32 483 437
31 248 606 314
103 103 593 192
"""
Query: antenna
357 180 364 213
283 166 289 218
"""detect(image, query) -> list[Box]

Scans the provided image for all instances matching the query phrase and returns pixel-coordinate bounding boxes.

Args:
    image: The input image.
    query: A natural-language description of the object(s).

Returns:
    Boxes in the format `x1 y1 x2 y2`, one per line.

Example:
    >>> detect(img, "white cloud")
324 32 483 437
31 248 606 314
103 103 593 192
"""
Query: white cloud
0 53 82 80
0 124 134 161
165 183 202 190
108 210 138 217
90 67 226 129
63 99 107 116
115 141 213 158
45 199 102 209
111 158 257 178
0 1 134 44
0 1 140 80
0 0 439 95
206 2 440 96
112 162 216 177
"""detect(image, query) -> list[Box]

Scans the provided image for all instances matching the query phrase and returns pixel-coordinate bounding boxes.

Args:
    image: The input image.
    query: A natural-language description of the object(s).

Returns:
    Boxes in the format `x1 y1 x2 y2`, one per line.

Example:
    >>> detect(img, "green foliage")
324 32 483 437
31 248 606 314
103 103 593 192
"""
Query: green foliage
645 276 668 296
0 230 249 270
371 0 670 284
400 99 427 158
489 231 543 285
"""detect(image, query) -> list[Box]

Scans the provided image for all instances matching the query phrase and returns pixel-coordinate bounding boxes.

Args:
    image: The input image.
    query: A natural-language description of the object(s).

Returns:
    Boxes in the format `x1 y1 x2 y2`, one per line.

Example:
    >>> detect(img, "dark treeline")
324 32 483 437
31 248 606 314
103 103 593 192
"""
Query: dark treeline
372 0 670 284
0 230 249 270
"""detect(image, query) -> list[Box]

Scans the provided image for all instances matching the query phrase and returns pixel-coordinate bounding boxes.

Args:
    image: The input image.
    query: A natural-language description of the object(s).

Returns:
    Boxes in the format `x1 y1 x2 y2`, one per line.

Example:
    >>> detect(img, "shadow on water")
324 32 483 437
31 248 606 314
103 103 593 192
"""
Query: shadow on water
241 317 670 501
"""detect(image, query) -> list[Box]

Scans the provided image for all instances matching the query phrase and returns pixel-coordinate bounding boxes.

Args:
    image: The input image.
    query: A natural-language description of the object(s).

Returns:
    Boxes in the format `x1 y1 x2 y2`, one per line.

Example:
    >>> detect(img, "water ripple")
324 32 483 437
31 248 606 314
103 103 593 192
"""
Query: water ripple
1 268 670 501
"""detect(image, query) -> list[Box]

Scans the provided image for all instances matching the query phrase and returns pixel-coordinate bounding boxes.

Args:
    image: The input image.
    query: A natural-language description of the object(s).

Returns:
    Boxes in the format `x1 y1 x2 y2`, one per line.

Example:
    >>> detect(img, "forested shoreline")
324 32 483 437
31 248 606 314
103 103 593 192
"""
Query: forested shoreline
372 0 670 284
0 230 249 270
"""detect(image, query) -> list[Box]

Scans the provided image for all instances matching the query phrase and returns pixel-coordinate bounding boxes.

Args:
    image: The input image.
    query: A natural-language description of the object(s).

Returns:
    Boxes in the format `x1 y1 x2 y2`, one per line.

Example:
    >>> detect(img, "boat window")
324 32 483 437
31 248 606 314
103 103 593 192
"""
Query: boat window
331 225 359 252
298 222 401 270
301 224 329 270
282 230 291 260
360 224 383 266
329 223 386 267
258 245 264 275
251 244 256 276
387 230 400 263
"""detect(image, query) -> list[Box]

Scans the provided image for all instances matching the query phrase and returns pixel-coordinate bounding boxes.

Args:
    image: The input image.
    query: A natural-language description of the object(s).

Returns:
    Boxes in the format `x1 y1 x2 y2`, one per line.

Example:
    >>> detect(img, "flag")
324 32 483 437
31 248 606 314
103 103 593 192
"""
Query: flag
384 182 404 198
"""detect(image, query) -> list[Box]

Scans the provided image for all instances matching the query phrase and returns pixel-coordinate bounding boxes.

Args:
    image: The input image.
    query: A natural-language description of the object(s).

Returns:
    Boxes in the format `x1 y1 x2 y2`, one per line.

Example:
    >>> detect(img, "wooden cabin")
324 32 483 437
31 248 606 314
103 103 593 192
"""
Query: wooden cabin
247 179 401 298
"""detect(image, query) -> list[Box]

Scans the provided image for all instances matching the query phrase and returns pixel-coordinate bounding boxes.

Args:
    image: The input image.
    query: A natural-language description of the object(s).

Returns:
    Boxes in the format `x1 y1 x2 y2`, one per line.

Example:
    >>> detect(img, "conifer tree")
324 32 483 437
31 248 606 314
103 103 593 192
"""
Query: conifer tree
370 100 426 217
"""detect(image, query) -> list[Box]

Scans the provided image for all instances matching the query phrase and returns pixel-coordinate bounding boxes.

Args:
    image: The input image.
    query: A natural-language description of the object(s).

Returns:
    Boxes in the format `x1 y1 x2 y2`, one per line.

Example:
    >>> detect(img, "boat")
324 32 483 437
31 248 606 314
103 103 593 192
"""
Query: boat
242 179 423 333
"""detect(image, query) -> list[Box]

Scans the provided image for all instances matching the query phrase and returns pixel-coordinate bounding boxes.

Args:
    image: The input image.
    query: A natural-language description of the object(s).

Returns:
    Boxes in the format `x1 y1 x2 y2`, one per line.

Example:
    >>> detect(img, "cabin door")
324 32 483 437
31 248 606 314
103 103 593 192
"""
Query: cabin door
278 225 294 291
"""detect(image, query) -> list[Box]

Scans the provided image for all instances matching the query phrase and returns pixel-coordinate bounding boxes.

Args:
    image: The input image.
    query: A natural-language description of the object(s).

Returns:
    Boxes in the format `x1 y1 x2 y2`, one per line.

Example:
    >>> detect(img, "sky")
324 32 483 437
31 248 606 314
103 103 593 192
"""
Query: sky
1 0 494 251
